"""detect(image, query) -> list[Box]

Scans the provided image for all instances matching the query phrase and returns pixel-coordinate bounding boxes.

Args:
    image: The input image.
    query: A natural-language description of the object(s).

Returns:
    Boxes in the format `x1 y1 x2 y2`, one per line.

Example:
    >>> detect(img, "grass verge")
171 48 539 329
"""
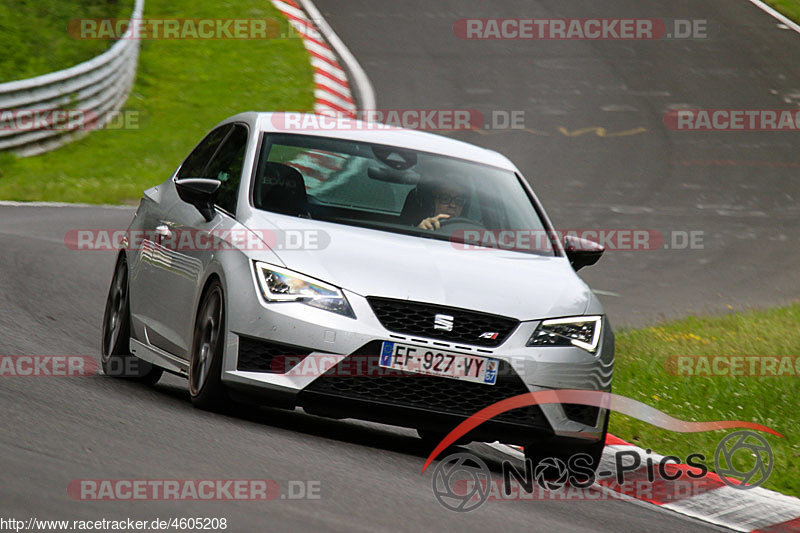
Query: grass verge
0 0 134 82
611 303 800 497
0 0 314 204
762 0 800 23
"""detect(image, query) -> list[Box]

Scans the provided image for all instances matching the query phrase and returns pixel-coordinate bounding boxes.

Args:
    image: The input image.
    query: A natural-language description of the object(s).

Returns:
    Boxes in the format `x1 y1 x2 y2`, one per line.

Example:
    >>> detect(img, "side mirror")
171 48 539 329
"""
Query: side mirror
563 235 604 271
175 178 221 222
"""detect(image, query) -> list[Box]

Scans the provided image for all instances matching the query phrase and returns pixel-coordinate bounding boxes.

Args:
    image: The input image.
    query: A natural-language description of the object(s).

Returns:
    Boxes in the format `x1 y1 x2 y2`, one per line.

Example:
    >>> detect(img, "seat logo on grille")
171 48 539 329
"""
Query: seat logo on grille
479 332 499 340
433 314 454 331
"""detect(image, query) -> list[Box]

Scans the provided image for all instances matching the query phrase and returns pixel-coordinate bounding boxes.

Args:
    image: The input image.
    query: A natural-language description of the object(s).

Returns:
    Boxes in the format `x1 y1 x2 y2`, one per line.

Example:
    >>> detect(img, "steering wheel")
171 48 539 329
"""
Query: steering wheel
435 216 487 230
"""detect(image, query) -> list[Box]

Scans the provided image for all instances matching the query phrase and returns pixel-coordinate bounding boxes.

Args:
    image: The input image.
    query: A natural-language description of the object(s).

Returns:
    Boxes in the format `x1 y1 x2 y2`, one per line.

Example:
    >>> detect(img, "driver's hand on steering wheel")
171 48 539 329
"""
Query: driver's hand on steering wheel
418 214 450 230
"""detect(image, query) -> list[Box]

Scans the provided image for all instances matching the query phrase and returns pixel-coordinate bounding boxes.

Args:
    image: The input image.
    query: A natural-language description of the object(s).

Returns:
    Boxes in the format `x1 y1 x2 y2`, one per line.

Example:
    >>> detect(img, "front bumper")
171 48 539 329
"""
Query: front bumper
221 274 613 445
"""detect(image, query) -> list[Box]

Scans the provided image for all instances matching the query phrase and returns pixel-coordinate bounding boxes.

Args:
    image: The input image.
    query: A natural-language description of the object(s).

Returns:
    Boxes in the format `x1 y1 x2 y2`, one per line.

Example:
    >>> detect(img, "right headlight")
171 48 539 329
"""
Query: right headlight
527 315 602 353
253 261 355 318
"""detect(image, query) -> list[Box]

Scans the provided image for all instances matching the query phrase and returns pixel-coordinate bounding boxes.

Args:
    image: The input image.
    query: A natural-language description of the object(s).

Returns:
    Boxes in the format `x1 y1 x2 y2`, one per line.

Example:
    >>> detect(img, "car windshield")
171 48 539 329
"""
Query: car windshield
251 133 554 255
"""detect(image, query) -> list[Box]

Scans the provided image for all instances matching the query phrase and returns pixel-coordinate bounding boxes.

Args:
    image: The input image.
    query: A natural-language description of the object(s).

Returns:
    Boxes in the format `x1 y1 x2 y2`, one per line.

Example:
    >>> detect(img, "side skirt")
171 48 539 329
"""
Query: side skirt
130 338 189 376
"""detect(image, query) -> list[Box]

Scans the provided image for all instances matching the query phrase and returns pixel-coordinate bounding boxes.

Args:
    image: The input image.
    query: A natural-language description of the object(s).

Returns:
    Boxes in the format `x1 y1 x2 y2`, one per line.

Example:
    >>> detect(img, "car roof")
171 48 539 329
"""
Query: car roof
218 111 519 172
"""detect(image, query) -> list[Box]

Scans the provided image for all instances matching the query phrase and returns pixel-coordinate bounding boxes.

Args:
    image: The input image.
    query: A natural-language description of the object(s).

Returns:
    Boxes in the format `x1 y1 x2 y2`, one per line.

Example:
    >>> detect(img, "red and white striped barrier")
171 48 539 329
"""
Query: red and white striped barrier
270 0 357 117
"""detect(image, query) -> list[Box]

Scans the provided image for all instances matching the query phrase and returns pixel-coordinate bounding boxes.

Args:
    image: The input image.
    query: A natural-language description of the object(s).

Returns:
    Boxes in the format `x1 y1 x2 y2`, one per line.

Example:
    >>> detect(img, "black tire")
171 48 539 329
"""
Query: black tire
188 280 230 410
417 429 471 448
101 254 163 385
524 411 609 477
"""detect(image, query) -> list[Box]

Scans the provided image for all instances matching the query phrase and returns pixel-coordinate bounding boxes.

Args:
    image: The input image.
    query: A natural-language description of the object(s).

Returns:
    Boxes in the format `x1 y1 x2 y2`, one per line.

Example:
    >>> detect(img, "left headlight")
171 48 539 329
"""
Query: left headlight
527 315 602 353
253 261 355 318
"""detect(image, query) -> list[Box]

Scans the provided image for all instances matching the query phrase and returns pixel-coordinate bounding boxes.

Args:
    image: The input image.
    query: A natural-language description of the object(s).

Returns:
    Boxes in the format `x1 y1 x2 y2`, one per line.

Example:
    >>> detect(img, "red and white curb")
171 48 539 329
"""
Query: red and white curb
491 435 800 532
270 0 359 117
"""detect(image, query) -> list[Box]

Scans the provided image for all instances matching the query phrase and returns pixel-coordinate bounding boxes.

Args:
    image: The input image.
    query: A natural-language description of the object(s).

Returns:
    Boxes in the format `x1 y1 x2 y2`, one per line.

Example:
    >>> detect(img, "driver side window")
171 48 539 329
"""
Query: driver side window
176 124 248 216
206 125 248 215
177 125 231 179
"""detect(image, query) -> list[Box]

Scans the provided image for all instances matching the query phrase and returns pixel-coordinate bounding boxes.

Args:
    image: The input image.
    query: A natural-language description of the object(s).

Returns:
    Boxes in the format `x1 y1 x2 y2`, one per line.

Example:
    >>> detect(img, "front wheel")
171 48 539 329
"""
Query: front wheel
417 429 471 448
524 413 608 482
188 280 229 410
101 254 163 385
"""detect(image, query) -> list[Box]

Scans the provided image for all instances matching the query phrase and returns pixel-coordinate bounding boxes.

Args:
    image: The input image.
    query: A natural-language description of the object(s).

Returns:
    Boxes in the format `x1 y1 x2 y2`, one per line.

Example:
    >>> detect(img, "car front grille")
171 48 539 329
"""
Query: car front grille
366 297 518 347
236 336 312 373
301 342 546 427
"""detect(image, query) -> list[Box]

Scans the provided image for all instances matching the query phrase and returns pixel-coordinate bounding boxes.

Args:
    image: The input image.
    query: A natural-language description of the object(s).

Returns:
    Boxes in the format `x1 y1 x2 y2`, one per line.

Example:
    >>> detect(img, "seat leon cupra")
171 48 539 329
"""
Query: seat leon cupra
101 112 614 470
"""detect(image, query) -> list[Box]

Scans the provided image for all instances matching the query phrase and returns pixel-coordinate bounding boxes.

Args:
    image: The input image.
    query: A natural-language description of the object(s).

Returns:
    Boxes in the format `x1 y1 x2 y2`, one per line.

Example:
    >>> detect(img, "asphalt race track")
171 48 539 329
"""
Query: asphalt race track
313 0 800 327
0 206 726 531
2 0 799 531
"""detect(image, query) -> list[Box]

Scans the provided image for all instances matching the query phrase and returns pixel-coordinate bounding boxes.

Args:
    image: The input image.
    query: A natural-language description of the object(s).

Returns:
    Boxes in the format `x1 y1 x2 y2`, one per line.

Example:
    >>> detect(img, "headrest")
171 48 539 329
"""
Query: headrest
254 162 308 216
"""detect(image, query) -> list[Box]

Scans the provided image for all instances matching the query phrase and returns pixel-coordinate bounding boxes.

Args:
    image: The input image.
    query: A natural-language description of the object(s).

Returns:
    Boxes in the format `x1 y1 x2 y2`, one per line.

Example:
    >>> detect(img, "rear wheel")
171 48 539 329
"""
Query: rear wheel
101 255 163 385
188 280 229 410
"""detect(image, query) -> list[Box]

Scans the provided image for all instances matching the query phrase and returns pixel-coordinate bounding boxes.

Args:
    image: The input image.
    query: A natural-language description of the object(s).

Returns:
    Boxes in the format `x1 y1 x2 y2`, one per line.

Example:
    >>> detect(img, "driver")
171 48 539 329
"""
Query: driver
417 182 470 231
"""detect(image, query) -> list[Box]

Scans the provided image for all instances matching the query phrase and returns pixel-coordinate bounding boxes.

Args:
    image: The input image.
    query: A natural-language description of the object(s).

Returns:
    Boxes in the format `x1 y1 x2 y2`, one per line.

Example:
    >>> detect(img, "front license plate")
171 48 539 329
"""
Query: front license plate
379 341 498 385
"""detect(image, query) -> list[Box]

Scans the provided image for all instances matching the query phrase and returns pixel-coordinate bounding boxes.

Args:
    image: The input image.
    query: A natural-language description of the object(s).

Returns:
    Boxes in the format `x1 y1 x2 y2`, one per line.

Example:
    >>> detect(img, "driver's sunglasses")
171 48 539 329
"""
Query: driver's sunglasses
433 192 468 207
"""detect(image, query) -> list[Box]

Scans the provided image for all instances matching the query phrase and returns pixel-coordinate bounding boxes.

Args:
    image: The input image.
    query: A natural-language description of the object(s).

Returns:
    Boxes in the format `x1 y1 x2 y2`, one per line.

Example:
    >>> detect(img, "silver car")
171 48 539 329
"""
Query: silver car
101 112 613 469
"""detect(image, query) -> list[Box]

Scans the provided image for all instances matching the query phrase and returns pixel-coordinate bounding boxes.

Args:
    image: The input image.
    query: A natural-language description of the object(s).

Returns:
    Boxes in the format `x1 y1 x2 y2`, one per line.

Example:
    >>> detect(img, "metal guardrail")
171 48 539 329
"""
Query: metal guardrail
0 0 144 157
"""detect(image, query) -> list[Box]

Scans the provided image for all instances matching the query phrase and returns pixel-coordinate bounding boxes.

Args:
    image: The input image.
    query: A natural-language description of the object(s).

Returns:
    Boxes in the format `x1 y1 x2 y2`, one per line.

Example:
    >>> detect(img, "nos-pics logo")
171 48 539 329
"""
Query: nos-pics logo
431 430 773 512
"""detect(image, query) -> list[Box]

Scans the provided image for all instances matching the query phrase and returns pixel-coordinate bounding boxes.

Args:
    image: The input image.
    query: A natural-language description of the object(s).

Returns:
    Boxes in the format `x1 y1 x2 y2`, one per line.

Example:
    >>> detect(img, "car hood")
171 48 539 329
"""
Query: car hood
245 213 592 321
